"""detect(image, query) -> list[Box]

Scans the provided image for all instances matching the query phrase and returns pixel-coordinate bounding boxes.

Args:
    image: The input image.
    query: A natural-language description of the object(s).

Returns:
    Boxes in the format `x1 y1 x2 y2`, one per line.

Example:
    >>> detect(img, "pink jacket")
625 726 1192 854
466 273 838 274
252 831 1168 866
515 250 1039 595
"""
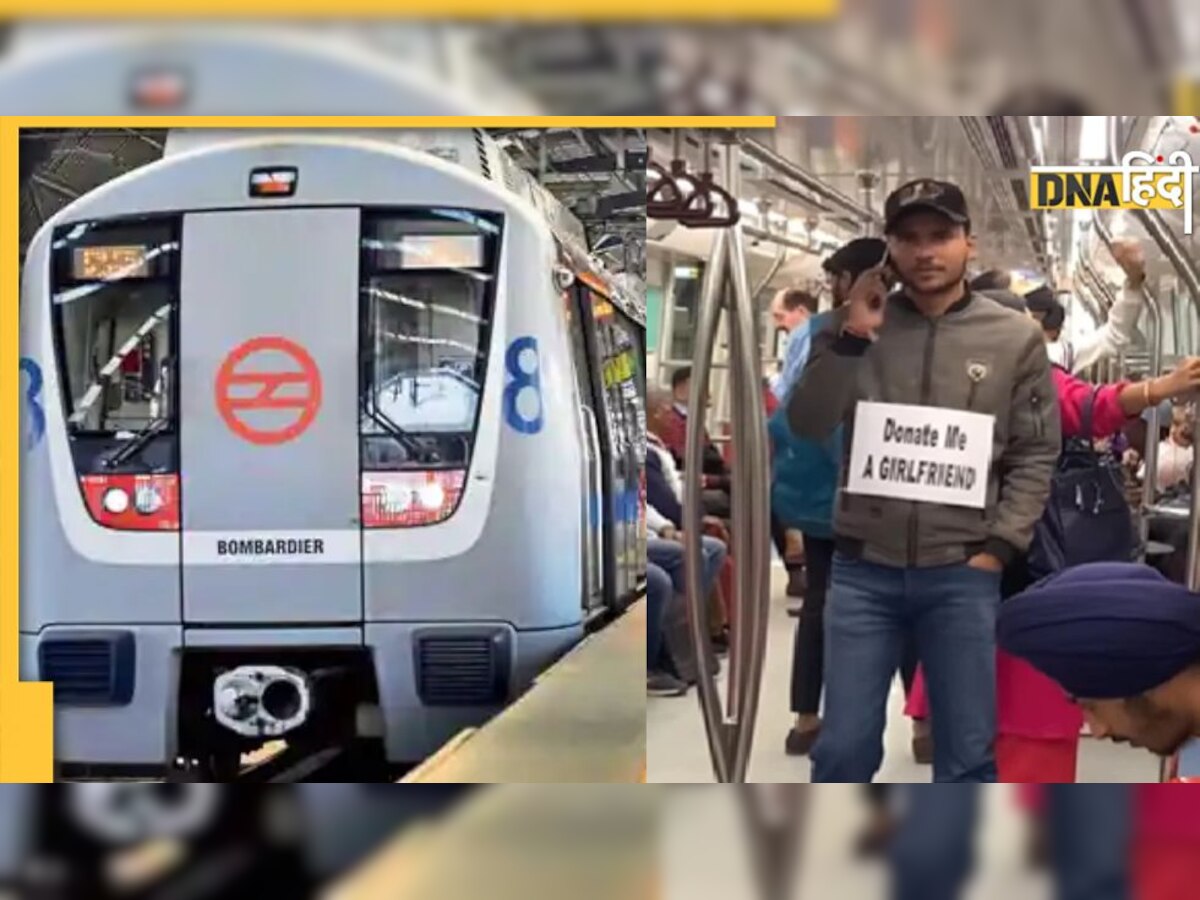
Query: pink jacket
1051 367 1131 442
907 368 1133 739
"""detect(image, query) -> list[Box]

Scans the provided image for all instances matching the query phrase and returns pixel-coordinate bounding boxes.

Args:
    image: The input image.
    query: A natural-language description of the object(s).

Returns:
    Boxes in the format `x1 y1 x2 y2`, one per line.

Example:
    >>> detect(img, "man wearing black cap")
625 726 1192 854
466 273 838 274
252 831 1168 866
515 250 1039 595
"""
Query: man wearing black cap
789 177 1060 782
998 561 1200 757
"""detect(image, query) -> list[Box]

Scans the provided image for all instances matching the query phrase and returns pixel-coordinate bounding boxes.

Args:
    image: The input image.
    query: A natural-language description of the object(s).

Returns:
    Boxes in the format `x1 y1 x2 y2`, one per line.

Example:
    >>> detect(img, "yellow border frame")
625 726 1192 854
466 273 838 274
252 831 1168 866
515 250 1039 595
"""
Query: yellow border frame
0 114 772 782
0 2 837 19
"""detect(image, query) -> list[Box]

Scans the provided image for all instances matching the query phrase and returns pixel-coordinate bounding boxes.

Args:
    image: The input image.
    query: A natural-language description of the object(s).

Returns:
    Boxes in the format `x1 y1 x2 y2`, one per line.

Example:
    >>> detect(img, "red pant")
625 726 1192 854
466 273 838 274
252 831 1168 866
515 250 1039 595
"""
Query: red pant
1135 839 1200 900
996 734 1078 783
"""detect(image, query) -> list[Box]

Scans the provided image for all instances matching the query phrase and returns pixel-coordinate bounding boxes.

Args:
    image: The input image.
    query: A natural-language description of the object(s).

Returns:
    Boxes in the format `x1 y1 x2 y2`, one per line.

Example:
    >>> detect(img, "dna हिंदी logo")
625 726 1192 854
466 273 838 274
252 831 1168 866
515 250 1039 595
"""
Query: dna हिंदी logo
1030 150 1199 234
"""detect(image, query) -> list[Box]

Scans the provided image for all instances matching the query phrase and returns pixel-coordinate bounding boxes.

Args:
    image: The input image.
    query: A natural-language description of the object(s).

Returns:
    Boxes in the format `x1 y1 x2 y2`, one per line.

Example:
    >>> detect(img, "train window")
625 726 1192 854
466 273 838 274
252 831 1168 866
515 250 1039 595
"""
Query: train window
359 211 499 481
668 262 706 362
49 218 180 455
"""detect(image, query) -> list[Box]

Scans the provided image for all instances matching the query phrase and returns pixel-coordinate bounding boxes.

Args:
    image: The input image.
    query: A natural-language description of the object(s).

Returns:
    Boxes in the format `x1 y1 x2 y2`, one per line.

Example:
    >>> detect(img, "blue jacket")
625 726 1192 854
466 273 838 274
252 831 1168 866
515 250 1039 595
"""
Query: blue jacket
647 445 683 530
770 312 842 538
772 311 828 402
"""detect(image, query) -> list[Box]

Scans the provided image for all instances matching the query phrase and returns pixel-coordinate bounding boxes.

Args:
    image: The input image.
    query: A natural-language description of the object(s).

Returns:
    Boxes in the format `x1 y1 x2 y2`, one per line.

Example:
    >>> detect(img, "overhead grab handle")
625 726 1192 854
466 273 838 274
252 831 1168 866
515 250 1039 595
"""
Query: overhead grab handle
678 133 741 228
647 132 695 219
678 174 741 228
647 131 742 229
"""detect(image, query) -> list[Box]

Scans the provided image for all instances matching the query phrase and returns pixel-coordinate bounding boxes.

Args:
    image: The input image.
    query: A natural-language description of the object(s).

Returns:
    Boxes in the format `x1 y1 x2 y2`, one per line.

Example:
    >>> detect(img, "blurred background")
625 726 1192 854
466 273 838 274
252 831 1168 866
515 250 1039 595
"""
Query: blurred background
0 785 655 900
663 785 1200 900
0 3 1192 117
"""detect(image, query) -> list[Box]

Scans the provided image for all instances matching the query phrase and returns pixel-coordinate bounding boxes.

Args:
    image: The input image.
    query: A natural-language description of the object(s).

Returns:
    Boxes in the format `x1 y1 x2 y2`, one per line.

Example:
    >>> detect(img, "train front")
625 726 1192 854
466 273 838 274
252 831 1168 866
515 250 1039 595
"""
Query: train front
19 134 586 778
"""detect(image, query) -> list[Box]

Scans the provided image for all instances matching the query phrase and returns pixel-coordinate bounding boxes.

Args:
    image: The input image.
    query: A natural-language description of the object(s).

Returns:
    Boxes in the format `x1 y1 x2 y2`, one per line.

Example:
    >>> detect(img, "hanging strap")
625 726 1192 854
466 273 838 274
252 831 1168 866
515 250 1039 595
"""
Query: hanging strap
1081 385 1099 443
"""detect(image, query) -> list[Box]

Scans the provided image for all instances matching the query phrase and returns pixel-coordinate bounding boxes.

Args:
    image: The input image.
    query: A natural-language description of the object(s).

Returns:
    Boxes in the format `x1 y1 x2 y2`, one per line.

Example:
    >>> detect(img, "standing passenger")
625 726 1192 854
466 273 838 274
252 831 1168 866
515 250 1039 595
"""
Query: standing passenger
1025 237 1146 378
775 241 907 757
789 178 1060 782
767 289 822 574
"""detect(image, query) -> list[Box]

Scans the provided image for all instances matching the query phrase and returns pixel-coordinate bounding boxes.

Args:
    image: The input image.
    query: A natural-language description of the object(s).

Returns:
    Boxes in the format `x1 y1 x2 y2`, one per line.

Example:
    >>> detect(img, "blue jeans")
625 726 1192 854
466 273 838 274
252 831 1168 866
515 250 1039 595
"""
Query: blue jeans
646 562 672 670
1045 786 1131 900
891 786 980 900
646 536 726 600
811 554 1001 783
890 786 1131 900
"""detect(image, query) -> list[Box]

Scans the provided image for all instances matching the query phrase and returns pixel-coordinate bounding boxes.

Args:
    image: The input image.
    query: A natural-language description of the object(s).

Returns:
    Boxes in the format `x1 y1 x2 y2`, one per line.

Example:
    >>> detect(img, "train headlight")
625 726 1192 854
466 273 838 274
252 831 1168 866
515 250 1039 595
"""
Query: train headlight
102 488 130 515
135 483 164 515
383 485 412 514
361 469 465 527
418 481 445 510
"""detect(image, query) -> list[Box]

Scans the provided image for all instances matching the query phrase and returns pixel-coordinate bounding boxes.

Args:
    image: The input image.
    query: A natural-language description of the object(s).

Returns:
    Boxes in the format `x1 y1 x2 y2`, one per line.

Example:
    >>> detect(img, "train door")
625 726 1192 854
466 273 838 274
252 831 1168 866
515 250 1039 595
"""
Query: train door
582 286 645 605
562 289 606 614
179 208 363 624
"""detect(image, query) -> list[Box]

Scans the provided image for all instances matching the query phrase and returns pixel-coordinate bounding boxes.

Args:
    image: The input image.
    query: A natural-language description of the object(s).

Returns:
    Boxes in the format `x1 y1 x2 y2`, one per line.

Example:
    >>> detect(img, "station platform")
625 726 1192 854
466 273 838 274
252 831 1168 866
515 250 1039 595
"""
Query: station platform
330 786 656 900
401 601 646 783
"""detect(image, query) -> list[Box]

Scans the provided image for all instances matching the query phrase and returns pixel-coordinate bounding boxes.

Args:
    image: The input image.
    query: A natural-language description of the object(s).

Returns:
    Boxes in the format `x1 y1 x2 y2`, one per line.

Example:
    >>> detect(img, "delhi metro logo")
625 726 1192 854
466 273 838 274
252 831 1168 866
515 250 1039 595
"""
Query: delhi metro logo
215 336 322 446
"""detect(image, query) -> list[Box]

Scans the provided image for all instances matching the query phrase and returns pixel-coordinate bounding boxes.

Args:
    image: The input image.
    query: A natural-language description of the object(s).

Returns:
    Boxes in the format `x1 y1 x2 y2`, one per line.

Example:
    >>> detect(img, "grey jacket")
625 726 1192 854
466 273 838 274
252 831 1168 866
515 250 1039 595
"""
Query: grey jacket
788 290 1060 569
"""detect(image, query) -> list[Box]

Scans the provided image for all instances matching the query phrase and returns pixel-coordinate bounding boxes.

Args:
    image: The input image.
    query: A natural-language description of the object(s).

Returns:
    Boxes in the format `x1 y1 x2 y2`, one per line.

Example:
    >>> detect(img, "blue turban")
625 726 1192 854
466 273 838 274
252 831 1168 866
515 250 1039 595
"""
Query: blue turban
997 562 1200 700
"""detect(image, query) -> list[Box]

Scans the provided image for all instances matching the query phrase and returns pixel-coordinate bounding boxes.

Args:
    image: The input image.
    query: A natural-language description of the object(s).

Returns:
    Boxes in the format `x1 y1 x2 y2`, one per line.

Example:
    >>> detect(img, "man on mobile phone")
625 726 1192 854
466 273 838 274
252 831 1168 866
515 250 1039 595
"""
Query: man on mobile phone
789 178 1060 783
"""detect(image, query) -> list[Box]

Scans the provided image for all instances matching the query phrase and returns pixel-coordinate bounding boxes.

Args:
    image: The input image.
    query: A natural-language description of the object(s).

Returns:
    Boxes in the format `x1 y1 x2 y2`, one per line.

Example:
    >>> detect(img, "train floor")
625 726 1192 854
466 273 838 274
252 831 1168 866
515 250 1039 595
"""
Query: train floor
663 784 1057 899
648 563 1160 783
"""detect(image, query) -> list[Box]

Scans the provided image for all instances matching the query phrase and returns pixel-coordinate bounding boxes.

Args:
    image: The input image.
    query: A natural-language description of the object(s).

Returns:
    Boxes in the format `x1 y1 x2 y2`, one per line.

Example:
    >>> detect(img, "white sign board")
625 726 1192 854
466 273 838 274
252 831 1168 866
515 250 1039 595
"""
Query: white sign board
846 401 995 510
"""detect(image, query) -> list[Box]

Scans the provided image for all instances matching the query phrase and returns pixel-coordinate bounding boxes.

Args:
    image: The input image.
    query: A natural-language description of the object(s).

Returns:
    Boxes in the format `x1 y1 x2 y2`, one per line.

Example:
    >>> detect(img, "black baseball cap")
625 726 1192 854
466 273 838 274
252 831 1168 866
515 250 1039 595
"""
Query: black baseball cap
884 178 971 233
1023 285 1058 313
823 237 888 279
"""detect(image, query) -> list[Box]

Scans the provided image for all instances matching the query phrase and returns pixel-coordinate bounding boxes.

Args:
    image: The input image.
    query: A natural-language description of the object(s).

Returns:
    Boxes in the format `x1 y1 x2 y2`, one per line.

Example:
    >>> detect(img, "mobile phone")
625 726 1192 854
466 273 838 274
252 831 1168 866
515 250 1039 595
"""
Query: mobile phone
868 246 890 311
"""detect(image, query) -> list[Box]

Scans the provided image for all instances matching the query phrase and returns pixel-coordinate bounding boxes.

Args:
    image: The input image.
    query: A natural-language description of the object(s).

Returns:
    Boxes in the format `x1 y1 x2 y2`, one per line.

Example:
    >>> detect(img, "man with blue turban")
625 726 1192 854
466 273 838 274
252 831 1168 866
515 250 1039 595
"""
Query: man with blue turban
997 561 1200 757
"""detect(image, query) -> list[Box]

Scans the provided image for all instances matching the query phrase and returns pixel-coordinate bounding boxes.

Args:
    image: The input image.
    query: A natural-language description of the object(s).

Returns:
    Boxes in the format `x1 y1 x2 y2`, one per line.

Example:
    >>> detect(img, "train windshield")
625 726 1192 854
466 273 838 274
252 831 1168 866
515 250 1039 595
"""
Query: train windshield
359 210 500 471
49 218 179 464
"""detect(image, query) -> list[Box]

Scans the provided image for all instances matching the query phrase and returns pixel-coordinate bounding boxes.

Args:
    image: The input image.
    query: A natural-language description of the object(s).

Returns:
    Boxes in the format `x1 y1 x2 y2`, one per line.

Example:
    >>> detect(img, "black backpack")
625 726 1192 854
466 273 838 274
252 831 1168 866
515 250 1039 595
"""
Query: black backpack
1025 384 1138 581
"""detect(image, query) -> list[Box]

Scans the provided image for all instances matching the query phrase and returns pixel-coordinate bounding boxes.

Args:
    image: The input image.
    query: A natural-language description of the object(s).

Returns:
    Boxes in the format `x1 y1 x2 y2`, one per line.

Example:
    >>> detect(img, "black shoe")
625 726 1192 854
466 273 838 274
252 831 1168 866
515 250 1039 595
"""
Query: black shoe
647 672 689 697
784 724 821 756
711 632 730 656
912 732 934 766
786 568 808 598
855 814 898 859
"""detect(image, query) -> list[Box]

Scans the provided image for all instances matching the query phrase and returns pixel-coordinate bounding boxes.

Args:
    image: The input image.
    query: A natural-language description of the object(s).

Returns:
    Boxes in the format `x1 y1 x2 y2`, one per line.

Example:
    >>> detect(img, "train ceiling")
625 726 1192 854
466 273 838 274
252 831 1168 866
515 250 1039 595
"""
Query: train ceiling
18 127 647 277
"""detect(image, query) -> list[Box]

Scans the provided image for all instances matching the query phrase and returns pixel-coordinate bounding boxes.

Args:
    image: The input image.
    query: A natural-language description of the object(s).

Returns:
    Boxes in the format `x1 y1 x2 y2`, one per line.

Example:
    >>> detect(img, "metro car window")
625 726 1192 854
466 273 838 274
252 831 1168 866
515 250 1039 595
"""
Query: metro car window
359 210 500 472
49 218 180 450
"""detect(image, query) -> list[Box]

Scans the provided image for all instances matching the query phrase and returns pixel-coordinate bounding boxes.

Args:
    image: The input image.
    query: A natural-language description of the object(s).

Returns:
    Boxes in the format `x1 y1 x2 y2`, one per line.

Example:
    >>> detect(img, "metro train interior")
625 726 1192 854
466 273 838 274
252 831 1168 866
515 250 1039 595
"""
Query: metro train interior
646 116 1200 784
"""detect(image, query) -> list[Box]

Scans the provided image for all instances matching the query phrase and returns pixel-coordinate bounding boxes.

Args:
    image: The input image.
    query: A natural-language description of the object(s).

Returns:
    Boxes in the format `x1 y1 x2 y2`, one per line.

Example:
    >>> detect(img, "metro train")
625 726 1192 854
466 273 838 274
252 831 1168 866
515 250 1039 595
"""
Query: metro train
0 24 542 115
19 129 646 778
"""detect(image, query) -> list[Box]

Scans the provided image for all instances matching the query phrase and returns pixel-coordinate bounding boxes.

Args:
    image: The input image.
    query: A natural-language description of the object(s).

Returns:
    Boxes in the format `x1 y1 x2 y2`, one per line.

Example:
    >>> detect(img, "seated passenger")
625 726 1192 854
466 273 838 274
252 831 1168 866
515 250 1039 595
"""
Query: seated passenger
1139 405 1194 495
646 561 688 697
647 535 728 676
657 366 731 519
646 387 731 652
